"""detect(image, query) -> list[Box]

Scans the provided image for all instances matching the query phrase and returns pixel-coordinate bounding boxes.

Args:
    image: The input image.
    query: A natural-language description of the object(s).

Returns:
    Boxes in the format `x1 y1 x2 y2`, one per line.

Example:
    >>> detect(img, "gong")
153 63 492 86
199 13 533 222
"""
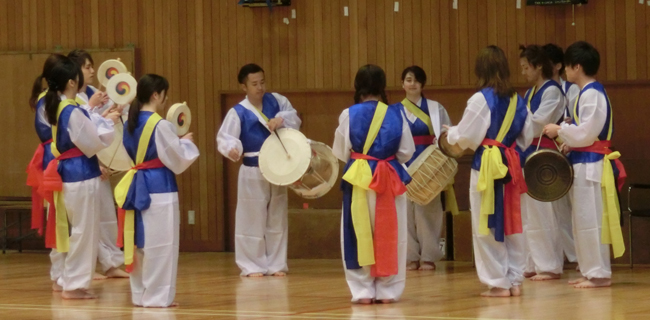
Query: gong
524 149 573 202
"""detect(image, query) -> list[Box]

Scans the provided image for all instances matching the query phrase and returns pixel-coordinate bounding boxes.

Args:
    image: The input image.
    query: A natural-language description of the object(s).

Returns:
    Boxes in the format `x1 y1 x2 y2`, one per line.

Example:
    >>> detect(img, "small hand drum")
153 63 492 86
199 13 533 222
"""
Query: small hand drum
97 115 132 173
97 59 128 87
259 128 339 199
438 131 473 159
106 73 137 105
166 102 192 136
524 149 573 202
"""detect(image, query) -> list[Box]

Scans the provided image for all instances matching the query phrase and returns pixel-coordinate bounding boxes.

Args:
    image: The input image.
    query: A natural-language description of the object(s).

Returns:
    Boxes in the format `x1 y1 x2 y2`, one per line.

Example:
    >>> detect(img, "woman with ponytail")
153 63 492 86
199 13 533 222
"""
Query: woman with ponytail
115 74 198 307
333 64 414 304
40 57 120 299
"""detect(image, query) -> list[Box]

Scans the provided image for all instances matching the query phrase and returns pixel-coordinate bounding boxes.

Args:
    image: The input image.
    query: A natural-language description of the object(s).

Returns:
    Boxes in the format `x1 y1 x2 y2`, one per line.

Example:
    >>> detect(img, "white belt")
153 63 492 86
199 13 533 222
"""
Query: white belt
244 152 260 157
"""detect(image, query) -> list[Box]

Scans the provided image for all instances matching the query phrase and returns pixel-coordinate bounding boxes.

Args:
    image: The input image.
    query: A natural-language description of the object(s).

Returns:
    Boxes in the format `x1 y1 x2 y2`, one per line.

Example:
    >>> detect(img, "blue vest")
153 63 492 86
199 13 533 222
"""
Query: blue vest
55 103 102 183
122 111 178 249
569 82 613 165
394 98 434 167
34 96 55 170
341 101 411 270
516 80 563 165
233 93 280 167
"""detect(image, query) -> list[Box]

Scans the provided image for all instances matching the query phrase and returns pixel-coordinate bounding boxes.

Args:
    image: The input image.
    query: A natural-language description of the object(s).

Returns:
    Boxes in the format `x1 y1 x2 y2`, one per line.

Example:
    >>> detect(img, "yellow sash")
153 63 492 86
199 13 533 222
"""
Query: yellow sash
573 91 624 258
526 86 536 110
341 102 388 266
114 112 163 266
401 98 433 135
49 99 77 252
476 93 518 235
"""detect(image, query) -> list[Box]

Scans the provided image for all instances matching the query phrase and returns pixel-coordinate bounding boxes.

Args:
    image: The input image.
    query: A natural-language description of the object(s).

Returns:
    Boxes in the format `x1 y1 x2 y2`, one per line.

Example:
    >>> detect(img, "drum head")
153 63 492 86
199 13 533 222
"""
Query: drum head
106 73 137 105
524 149 573 202
166 102 191 136
259 128 312 186
290 141 339 199
97 115 132 172
406 145 436 175
438 131 467 159
97 59 127 87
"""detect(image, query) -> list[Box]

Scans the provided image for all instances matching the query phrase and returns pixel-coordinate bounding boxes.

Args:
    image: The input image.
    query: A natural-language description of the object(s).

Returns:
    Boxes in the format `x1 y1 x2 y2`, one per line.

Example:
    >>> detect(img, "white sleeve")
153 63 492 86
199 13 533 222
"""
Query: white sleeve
439 105 452 130
397 113 416 164
566 84 580 117
558 89 607 148
216 108 243 161
272 92 302 130
530 86 565 136
446 92 491 151
154 120 200 174
67 108 114 157
516 109 534 150
37 105 50 128
332 109 351 162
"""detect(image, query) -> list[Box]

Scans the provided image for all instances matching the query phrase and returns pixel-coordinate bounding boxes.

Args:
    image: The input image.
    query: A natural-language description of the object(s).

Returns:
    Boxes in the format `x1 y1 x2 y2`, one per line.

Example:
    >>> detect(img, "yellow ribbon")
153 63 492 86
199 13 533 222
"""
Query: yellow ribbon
401 98 433 135
341 101 388 266
475 93 518 235
526 86 536 111
114 112 163 266
49 99 78 253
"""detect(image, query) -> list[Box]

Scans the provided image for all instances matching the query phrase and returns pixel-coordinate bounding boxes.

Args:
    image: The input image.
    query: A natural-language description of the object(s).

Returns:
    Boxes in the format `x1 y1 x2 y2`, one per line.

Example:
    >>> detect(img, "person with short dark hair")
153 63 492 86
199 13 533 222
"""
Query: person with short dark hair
543 43 580 118
517 45 566 281
445 46 533 297
544 41 626 289
217 63 301 277
333 64 414 304
392 66 454 272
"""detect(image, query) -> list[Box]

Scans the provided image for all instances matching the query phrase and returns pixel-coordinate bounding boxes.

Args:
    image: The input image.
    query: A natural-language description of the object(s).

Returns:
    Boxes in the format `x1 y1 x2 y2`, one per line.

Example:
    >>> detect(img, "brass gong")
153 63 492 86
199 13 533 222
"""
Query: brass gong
438 131 473 159
524 149 573 202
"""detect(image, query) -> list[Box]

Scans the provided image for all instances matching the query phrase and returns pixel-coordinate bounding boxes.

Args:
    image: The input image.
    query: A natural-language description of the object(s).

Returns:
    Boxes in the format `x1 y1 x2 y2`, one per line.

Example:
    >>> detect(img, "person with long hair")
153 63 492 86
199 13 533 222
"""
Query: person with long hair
40 57 120 299
391 65 455 271
216 63 301 277
517 45 567 281
544 41 625 289
115 74 198 307
333 64 415 304
67 49 130 280
445 46 533 297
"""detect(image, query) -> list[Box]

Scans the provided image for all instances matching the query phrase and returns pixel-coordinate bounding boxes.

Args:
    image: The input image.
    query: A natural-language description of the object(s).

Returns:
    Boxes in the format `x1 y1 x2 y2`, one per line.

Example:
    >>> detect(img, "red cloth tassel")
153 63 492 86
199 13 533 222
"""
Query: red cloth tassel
116 208 126 247
26 140 51 235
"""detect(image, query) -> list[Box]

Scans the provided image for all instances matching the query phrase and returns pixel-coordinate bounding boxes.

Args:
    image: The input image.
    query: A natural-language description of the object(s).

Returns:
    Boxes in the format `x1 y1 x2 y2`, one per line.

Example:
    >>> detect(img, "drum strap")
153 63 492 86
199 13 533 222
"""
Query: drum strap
114 112 163 272
572 140 626 258
26 139 52 236
401 98 433 135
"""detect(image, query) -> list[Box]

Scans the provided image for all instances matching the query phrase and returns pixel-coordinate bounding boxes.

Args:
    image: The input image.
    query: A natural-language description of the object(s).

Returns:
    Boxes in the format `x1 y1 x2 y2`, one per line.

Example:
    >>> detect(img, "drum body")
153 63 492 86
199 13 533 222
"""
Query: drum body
524 149 573 202
259 128 339 199
97 115 132 173
438 131 472 159
406 145 458 206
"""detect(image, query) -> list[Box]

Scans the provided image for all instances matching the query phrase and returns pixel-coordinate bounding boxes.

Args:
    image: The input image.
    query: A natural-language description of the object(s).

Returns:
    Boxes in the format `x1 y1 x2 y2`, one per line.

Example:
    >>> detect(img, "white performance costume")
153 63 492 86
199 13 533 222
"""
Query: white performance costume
216 92 301 276
447 90 533 289
333 101 415 302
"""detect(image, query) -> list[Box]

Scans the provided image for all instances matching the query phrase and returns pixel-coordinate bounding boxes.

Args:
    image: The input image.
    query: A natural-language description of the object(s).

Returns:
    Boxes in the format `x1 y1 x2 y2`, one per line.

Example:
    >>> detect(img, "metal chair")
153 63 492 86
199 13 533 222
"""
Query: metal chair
627 184 650 268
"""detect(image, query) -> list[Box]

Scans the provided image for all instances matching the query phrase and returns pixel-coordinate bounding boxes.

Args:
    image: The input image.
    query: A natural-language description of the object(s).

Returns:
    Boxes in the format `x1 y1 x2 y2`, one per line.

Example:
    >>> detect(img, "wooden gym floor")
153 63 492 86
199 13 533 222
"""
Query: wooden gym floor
1 252 649 320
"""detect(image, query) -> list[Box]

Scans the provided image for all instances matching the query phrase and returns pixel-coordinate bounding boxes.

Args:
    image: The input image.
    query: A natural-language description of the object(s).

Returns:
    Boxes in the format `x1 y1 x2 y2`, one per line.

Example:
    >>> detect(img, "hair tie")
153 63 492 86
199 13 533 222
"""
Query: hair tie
46 79 57 90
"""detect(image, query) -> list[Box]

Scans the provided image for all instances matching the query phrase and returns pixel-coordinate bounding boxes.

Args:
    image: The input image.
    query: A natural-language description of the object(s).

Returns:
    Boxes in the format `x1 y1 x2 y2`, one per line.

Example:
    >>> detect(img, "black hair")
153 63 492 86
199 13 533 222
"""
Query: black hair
44 57 84 126
127 74 170 134
542 43 565 75
67 49 94 68
237 63 264 84
29 54 66 110
519 44 554 80
401 65 427 98
564 41 600 77
353 64 388 104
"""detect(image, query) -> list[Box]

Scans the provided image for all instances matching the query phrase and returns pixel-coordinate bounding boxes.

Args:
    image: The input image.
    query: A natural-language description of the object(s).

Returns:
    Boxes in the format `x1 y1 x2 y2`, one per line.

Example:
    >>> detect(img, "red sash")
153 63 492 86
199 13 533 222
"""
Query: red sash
413 135 436 146
481 139 527 236
572 140 627 191
350 153 407 277
25 139 52 236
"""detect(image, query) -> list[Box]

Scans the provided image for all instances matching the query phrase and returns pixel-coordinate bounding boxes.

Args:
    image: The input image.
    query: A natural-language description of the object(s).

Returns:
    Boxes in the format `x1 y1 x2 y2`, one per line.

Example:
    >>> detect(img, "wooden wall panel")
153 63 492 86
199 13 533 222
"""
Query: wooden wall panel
1 0 649 252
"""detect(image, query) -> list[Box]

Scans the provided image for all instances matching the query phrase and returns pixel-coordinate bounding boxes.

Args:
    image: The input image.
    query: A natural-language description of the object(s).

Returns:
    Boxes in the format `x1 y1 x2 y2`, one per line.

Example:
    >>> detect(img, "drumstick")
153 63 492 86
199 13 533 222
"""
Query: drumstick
274 130 291 158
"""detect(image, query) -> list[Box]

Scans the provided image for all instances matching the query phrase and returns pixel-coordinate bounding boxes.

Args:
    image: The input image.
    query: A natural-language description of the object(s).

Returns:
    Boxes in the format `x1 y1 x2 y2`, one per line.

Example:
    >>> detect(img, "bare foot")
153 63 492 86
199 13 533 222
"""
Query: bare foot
93 272 108 280
246 273 264 277
574 278 611 289
272 272 286 277
52 281 63 292
376 299 395 304
419 261 436 271
105 267 130 278
480 288 511 297
62 289 97 299
531 272 561 281
523 271 536 278
355 298 373 304
568 277 587 285
510 285 522 296
406 261 420 271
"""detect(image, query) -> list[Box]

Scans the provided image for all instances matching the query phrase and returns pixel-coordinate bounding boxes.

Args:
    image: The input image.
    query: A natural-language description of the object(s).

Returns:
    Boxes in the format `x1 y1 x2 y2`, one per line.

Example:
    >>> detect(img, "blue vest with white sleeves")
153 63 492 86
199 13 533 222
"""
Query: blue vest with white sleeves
233 93 280 167
55 103 102 182
393 98 433 167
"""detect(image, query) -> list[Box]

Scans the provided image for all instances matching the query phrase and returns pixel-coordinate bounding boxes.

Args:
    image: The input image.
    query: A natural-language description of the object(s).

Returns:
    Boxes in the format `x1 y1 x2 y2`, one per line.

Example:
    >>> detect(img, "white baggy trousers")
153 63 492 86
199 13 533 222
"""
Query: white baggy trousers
406 195 444 263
